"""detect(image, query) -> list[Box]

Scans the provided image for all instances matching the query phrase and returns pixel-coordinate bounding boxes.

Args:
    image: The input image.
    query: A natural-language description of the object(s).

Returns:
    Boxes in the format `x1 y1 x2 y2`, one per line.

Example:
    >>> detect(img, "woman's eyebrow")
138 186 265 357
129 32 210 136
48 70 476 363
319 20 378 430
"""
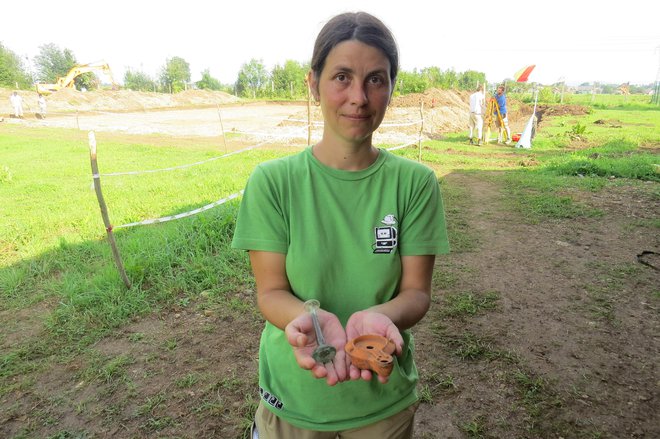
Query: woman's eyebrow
329 66 388 76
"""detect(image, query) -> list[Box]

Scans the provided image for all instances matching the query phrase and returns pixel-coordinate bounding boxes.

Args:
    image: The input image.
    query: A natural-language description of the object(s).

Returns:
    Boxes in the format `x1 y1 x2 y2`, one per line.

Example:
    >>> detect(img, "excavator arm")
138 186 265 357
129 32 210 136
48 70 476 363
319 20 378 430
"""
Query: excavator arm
36 62 117 95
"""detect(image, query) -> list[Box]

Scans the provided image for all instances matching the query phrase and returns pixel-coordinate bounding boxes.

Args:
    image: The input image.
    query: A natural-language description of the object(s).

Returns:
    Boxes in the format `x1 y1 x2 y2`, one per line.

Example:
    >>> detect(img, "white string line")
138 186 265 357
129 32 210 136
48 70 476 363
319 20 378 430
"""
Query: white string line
386 140 418 151
230 129 309 139
96 107 423 229
281 118 324 126
113 191 243 229
98 131 418 179
99 141 269 177
282 119 422 128
93 115 418 179
380 120 423 128
112 139 417 230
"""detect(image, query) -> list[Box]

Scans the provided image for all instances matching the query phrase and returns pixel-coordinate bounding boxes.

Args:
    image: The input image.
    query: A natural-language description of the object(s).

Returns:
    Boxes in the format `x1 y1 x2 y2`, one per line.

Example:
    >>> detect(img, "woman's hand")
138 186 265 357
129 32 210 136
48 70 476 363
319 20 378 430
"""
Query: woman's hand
345 310 404 383
285 308 348 386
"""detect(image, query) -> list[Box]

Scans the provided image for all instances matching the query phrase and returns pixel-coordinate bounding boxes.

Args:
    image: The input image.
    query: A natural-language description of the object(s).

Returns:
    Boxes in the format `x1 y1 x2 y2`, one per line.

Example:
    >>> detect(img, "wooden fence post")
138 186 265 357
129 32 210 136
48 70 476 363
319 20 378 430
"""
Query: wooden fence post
418 100 424 162
88 131 132 289
217 104 228 153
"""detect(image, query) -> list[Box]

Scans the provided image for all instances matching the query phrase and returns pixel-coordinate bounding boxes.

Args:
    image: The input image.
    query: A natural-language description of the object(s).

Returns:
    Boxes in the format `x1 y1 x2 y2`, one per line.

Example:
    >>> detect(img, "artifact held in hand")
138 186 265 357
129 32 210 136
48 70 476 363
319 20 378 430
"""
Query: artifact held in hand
303 299 337 364
345 335 396 377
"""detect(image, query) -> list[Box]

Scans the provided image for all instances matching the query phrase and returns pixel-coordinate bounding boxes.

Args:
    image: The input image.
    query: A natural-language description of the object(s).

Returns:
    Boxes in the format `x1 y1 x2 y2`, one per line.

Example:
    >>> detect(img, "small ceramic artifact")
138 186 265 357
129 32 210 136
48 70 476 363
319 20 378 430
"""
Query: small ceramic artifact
345 335 396 377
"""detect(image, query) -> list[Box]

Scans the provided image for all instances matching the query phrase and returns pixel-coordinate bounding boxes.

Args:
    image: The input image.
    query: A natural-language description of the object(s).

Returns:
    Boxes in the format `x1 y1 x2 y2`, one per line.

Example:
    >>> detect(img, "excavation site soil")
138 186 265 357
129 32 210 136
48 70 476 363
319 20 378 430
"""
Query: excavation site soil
1 88 658 438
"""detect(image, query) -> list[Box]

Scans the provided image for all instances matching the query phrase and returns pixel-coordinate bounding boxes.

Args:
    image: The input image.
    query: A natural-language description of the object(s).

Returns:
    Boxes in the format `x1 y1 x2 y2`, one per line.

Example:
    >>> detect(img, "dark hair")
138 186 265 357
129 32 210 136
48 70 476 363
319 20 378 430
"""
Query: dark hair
311 12 399 84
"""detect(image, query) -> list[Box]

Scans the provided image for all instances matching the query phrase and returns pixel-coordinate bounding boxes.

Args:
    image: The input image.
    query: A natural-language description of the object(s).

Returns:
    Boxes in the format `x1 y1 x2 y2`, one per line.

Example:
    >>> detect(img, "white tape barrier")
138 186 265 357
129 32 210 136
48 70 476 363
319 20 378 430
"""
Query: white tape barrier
280 119 422 128
282 118 324 126
380 120 422 128
91 111 422 231
230 129 309 139
113 191 243 229
112 140 417 230
99 142 268 177
386 141 418 151
108 138 418 230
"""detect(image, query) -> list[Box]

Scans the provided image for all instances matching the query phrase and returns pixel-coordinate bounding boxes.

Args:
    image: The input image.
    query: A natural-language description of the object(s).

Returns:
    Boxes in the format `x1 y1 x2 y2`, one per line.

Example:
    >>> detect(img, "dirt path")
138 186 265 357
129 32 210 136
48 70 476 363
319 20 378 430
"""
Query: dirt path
414 172 659 438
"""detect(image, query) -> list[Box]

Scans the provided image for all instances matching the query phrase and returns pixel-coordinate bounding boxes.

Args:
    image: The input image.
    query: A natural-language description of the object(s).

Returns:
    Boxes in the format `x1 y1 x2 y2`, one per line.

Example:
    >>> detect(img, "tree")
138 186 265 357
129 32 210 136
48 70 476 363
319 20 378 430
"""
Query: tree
160 57 190 93
124 69 157 92
0 43 32 88
397 70 428 94
458 70 487 91
34 43 75 83
271 60 308 98
421 67 443 89
601 84 616 94
196 69 222 91
437 69 458 89
33 43 95 90
236 59 269 98
537 86 556 103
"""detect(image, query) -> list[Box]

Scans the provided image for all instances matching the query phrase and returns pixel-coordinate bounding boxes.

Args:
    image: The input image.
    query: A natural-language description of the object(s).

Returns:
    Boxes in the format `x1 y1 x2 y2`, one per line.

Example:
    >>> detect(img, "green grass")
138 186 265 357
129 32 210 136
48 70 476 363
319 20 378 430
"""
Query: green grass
510 92 657 110
439 179 481 253
459 415 487 438
440 292 499 317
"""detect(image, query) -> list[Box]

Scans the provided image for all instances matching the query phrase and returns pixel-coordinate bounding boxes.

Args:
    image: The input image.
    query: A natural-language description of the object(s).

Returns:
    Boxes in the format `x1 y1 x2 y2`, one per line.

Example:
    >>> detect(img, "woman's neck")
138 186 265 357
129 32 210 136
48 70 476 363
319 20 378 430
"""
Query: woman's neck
312 138 379 171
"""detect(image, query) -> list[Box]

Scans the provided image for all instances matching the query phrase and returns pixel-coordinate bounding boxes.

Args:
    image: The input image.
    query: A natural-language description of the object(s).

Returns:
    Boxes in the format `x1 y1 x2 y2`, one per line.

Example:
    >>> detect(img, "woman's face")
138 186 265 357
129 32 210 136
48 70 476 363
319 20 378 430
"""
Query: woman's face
310 40 392 147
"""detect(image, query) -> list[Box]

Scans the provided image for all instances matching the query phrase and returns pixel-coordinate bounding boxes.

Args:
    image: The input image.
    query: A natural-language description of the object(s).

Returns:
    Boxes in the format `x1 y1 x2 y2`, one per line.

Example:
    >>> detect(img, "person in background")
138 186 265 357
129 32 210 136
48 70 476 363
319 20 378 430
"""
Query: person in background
494 85 512 144
9 91 24 118
37 93 47 119
232 11 449 439
468 84 485 145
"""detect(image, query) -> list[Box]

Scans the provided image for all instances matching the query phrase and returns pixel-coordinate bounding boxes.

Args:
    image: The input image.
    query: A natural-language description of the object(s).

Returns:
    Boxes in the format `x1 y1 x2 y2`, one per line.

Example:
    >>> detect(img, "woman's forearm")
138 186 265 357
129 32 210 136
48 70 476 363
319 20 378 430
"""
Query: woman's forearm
368 288 431 330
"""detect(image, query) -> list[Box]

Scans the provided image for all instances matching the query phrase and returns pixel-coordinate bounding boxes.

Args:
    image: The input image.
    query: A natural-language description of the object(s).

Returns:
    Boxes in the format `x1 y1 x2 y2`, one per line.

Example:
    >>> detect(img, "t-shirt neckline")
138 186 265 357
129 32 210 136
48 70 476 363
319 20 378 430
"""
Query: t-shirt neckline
305 147 388 181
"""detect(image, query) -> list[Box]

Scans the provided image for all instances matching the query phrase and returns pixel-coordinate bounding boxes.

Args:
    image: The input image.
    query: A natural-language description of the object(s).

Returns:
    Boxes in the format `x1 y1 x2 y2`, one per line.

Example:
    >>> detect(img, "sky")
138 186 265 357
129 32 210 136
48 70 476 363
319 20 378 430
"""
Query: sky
2 0 659 87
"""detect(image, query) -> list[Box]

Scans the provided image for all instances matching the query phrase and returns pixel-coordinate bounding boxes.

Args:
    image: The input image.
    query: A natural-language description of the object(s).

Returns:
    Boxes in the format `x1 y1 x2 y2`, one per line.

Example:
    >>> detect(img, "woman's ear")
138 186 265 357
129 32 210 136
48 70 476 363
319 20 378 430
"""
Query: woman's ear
307 70 319 102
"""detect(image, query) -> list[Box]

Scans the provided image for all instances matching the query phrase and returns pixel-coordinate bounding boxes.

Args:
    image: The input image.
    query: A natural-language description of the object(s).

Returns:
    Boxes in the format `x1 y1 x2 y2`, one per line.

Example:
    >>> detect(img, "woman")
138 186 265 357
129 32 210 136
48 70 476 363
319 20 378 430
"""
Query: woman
232 11 449 438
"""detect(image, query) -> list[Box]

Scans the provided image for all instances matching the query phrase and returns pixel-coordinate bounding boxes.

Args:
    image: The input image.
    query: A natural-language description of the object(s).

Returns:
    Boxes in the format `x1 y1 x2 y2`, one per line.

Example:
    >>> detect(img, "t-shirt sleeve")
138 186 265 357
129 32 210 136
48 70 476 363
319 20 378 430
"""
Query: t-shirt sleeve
231 165 288 253
398 171 450 256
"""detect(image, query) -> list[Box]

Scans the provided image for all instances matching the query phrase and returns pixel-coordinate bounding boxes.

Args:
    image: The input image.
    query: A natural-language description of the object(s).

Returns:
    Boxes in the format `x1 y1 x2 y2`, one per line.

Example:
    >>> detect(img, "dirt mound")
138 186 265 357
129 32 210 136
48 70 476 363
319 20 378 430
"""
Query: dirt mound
280 92 471 140
535 104 590 127
537 104 590 117
0 87 240 114
392 88 470 109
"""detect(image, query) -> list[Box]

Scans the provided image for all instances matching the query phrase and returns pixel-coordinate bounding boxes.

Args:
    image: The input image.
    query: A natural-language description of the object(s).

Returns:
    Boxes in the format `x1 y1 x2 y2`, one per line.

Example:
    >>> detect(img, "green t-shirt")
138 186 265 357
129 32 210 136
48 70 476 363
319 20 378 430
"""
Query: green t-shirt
232 147 449 431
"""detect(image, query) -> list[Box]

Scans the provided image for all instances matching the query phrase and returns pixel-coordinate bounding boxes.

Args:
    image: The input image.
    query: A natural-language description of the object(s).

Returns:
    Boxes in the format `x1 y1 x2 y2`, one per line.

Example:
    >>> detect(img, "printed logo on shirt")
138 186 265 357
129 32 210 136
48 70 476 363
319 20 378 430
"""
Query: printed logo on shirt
373 214 398 254
259 386 284 410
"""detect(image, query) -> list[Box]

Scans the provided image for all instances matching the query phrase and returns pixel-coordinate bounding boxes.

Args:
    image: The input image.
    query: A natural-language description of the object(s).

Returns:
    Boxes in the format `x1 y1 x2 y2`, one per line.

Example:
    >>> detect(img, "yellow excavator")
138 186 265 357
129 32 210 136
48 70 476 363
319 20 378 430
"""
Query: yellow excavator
35 62 118 95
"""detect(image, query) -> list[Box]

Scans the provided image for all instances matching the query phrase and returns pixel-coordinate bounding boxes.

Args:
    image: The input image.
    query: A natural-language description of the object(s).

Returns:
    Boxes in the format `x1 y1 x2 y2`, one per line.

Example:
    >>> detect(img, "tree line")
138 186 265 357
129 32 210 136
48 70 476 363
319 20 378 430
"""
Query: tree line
1 42 490 98
4 42 652 100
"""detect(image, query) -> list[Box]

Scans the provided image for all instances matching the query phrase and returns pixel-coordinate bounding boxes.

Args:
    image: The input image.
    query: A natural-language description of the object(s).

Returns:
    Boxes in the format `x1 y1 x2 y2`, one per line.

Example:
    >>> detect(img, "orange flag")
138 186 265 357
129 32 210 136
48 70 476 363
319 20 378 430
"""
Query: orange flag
514 65 536 82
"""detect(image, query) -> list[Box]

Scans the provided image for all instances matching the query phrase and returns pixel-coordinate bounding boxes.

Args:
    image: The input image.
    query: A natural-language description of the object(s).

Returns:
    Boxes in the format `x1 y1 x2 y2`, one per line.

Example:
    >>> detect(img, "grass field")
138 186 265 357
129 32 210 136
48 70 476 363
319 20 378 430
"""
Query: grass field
1 100 659 438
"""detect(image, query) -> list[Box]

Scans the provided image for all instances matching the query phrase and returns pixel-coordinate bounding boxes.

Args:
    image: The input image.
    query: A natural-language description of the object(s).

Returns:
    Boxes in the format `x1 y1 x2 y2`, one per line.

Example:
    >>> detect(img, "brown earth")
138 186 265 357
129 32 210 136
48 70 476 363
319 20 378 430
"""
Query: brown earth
1 89 656 438
0 88 240 114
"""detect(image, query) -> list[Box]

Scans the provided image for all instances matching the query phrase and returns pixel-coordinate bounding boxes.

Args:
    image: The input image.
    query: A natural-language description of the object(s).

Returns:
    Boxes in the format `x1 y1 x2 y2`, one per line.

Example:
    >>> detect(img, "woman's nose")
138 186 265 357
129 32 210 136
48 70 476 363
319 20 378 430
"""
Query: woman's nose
348 82 368 105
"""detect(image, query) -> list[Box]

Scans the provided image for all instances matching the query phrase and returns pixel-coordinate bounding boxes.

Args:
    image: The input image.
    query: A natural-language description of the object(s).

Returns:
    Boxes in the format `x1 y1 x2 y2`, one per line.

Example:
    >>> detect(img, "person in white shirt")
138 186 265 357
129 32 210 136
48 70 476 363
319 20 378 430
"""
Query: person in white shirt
9 91 24 118
468 85 485 145
38 94 47 118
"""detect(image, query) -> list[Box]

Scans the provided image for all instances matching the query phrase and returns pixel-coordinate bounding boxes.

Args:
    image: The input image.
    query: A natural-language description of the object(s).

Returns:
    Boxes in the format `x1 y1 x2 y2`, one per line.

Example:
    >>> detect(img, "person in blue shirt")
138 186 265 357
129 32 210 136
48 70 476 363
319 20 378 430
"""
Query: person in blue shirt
494 85 512 145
